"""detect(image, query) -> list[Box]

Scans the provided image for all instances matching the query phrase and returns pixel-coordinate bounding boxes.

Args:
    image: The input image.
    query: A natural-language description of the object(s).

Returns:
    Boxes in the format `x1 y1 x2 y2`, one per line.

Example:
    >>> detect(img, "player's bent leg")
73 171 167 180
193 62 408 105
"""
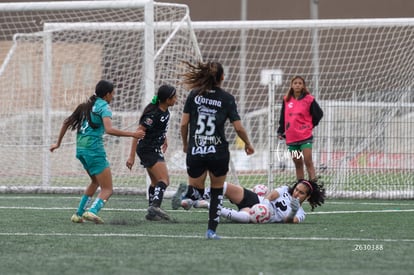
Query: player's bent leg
93 168 113 200
220 207 250 223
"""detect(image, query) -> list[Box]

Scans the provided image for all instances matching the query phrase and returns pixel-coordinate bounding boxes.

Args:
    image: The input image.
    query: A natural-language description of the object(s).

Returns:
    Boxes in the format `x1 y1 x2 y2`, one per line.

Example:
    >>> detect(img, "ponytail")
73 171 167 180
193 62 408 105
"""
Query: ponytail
180 61 224 94
64 90 100 132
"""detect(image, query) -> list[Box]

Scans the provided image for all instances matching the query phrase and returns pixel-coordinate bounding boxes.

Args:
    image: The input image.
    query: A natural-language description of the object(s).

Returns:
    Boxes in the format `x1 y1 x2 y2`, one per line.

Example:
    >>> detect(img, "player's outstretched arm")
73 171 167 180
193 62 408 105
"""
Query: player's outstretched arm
50 120 70 152
103 117 144 138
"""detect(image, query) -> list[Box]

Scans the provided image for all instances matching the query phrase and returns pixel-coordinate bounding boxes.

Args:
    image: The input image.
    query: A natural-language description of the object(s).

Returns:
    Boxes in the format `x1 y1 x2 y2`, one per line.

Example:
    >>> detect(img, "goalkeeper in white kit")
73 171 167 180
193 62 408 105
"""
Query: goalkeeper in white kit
220 180 325 223
173 180 325 224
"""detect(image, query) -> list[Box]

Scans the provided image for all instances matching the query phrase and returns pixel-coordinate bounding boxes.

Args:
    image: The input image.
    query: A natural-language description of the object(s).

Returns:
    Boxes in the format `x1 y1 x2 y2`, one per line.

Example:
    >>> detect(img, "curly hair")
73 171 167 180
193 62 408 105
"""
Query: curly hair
289 179 326 211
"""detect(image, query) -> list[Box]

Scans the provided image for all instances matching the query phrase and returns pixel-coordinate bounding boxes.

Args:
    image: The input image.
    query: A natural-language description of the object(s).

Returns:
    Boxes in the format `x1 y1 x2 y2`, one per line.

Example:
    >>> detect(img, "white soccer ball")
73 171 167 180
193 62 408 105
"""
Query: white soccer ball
249 203 271 224
252 184 268 197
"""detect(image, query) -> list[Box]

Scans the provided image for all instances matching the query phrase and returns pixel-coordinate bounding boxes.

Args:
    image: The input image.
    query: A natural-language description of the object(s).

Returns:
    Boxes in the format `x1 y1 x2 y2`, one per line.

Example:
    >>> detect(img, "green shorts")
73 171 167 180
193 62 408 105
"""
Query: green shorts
288 142 313 152
76 150 109 176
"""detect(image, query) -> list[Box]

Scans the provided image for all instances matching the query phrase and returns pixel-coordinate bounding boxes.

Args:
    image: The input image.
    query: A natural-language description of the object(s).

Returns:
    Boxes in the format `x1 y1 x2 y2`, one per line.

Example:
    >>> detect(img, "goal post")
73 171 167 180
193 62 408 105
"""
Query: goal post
0 0 207 193
1 2 414 199
189 18 414 199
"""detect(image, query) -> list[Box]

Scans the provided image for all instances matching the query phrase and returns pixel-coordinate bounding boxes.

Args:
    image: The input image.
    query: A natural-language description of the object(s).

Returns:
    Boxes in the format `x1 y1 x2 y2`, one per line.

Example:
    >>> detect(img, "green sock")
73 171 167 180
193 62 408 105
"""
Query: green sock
76 194 91 216
89 198 105 215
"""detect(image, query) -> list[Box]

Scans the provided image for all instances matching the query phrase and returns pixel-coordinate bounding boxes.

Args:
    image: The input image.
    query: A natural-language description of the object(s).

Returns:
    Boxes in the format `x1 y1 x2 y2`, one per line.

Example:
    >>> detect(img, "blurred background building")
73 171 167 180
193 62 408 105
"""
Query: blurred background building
5 0 414 20
149 0 413 20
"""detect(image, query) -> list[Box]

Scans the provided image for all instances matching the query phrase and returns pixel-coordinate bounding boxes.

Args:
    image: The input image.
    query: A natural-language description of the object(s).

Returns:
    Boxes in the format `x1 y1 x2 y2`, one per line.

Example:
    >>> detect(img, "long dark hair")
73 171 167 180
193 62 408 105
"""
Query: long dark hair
180 61 224 95
284 75 310 102
64 80 114 132
289 179 326 211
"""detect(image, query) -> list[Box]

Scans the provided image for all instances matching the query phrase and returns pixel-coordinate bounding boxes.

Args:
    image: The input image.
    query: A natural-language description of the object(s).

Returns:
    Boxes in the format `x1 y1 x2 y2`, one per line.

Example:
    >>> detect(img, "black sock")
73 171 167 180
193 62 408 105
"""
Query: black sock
148 185 155 206
152 181 167 208
184 186 203 200
208 187 223 232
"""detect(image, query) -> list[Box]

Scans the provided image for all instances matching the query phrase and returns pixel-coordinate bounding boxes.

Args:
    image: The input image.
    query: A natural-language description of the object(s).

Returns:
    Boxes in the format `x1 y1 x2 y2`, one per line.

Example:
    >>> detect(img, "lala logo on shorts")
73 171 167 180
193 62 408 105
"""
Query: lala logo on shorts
191 145 216 155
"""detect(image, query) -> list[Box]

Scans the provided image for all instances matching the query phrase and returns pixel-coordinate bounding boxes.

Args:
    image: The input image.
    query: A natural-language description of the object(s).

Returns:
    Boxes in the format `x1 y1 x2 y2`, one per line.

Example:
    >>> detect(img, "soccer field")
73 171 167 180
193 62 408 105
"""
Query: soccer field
0 194 413 275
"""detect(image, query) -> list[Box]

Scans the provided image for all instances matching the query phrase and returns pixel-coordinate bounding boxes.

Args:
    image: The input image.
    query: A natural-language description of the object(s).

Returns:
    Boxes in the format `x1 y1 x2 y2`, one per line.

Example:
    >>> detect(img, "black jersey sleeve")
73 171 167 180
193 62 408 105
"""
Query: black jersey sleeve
310 99 323 127
226 93 241 122
277 100 285 136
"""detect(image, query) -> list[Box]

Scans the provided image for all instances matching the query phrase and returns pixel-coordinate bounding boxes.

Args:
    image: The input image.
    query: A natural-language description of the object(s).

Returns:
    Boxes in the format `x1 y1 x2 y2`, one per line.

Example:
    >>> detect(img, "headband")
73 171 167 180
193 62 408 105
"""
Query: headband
301 180 313 194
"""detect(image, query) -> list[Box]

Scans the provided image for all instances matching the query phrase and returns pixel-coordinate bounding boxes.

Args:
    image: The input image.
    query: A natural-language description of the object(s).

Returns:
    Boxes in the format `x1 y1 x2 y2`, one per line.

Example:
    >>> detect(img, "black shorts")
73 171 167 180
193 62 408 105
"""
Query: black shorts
234 188 260 210
137 147 164 168
186 152 229 178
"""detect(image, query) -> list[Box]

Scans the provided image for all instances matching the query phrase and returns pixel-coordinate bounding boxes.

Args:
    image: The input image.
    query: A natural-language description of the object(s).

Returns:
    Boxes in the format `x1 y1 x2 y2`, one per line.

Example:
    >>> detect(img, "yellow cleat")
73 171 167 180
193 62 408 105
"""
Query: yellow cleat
82 211 104 224
71 213 84 223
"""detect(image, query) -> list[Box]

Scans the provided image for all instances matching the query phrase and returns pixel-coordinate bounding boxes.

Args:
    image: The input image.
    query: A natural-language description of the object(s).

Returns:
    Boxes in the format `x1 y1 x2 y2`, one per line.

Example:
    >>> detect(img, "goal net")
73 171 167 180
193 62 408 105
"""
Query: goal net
189 19 414 199
1 1 413 199
0 0 207 193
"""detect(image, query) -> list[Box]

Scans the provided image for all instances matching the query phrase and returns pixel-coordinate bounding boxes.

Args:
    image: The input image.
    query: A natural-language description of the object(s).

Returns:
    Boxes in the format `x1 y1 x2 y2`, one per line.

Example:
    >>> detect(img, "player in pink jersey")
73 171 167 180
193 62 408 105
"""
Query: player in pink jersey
277 76 323 184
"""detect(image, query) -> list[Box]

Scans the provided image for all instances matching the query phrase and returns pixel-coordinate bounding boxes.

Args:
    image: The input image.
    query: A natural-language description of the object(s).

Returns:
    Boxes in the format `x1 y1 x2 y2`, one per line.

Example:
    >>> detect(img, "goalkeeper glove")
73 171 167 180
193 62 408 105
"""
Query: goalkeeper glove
290 197 300 212
287 197 300 220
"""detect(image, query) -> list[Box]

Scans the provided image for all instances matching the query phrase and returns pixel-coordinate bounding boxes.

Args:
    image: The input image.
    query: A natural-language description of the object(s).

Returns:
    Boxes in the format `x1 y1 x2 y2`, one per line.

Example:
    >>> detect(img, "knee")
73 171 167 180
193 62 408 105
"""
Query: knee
101 187 113 197
154 180 169 187
292 158 303 167
159 177 170 186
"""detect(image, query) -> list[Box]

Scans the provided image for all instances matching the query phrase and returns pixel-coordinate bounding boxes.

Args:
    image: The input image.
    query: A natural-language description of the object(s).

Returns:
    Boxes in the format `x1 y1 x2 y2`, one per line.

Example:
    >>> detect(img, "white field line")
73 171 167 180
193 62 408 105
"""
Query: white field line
328 201 414 206
0 206 146 212
0 196 128 200
308 209 414 214
1 196 414 206
0 206 184 212
1 206 414 215
0 232 413 242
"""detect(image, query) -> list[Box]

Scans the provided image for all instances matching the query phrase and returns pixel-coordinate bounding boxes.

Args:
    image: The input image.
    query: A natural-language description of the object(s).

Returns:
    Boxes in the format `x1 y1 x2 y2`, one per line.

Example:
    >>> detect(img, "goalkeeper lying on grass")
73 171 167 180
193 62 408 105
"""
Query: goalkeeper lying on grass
172 179 325 223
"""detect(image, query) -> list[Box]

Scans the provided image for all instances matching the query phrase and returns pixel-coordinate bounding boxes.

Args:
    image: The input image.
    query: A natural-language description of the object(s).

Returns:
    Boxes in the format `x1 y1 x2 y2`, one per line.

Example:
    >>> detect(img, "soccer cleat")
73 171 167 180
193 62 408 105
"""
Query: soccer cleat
194 199 209 209
145 212 162 221
181 199 195 210
171 183 188 210
82 211 104 224
147 206 171 221
71 213 84 223
205 229 221 240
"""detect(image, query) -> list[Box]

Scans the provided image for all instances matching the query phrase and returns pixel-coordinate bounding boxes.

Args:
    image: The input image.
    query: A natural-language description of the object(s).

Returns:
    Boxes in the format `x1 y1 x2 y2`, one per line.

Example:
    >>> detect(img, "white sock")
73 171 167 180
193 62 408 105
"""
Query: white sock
220 207 250 223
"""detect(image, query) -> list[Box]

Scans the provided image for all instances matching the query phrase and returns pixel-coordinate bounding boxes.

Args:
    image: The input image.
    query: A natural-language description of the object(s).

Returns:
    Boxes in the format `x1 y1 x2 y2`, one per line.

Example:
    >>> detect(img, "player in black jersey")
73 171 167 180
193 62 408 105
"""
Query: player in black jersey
126 84 177 221
179 61 255 239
